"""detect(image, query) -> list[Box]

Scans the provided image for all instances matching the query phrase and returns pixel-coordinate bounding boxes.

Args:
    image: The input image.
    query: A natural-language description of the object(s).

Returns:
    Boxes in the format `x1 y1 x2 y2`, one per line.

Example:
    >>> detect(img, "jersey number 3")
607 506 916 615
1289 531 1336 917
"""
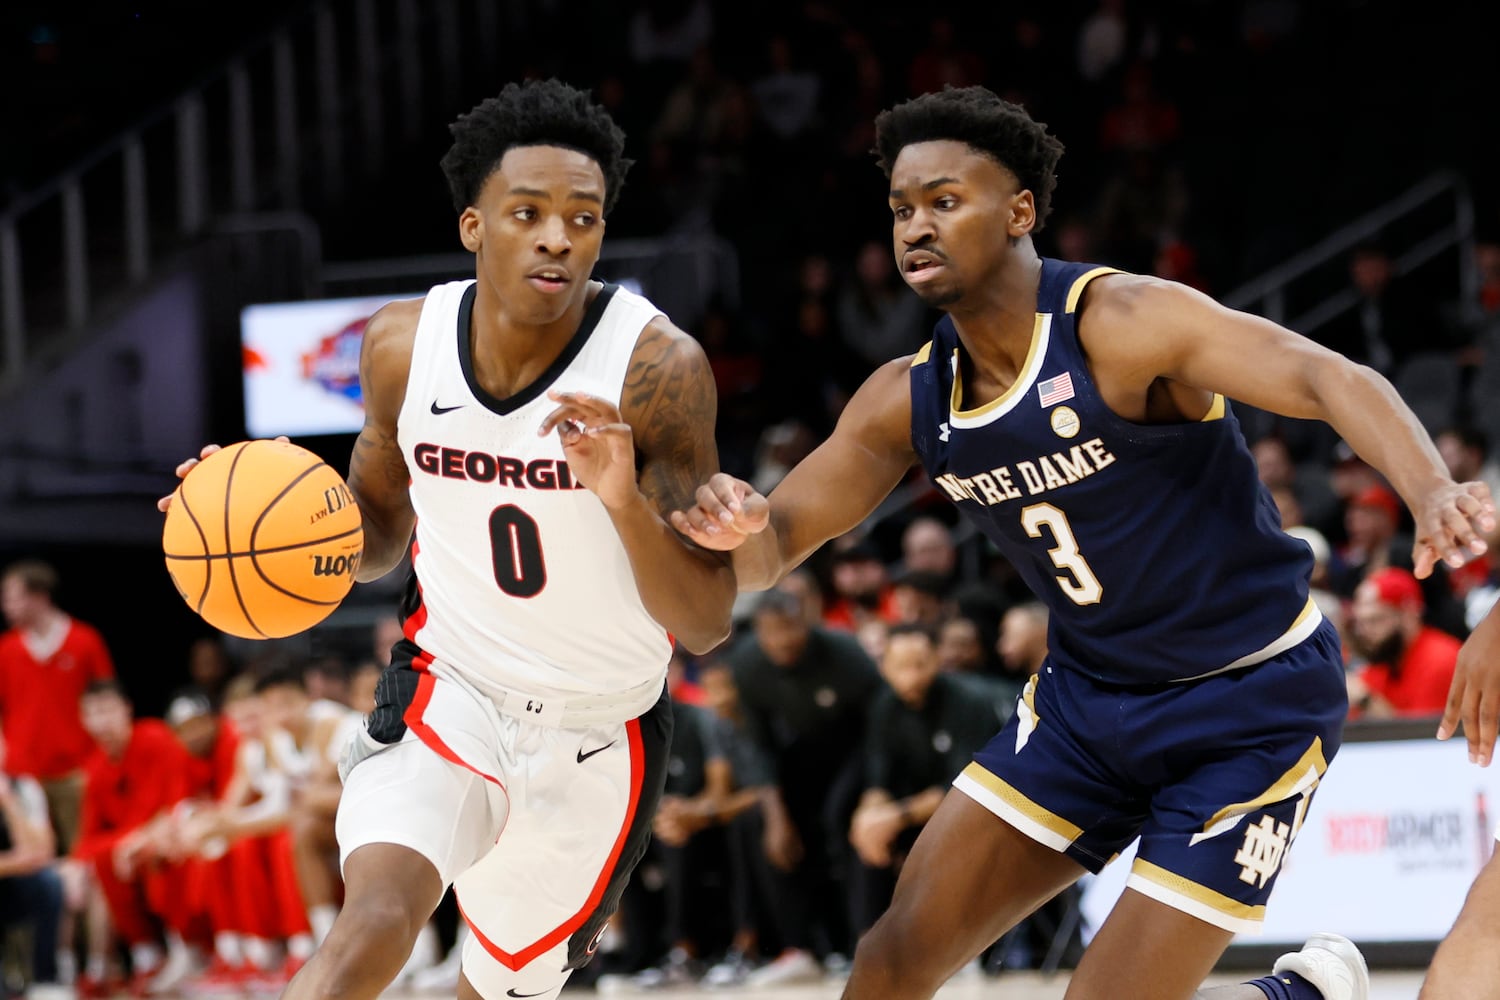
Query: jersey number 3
488 505 547 598
1020 503 1102 606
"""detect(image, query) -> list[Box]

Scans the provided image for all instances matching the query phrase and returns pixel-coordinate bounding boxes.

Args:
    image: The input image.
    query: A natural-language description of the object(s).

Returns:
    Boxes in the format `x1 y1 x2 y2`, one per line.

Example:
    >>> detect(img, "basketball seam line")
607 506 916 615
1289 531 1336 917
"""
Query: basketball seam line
246 458 357 612
223 444 268 639
174 485 213 615
163 525 363 560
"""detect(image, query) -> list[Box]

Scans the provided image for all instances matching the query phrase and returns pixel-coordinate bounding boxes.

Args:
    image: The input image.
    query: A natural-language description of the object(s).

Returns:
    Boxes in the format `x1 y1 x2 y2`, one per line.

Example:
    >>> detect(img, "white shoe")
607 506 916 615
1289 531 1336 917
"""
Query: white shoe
28 985 75 1000
148 945 205 994
409 939 462 995
743 949 823 988
1271 933 1370 1000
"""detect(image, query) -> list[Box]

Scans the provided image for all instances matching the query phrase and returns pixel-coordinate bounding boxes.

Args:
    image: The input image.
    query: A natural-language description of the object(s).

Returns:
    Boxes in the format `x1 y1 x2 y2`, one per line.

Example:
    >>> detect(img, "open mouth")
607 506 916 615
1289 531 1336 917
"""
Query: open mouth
527 271 570 293
905 255 946 282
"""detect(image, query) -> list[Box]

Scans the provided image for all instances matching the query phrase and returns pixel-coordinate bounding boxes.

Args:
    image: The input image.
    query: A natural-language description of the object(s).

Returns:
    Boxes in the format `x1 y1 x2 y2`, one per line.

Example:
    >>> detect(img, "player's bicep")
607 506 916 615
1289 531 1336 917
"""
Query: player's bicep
346 303 416 527
766 360 916 569
625 320 722 519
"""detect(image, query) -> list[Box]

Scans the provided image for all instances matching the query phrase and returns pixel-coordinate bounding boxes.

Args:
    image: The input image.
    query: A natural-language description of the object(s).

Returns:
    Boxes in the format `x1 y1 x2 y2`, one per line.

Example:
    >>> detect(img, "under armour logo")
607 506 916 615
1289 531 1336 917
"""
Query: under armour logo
938 422 950 442
1234 814 1291 888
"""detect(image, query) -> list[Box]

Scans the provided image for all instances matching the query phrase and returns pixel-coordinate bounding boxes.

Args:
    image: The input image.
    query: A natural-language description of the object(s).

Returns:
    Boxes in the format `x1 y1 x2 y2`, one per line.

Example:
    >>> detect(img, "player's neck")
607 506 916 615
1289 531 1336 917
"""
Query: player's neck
469 281 598 400
947 251 1043 377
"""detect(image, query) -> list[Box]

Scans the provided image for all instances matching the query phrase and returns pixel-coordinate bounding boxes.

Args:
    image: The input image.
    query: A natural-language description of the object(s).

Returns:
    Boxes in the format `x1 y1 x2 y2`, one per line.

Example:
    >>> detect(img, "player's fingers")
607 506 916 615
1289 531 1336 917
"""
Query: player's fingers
546 390 620 420
537 404 582 435
1440 669 1466 741
735 491 772 533
582 422 633 440
157 494 174 513
1437 508 1481 566
1411 541 1438 580
695 482 734 524
1477 688 1499 768
175 457 201 478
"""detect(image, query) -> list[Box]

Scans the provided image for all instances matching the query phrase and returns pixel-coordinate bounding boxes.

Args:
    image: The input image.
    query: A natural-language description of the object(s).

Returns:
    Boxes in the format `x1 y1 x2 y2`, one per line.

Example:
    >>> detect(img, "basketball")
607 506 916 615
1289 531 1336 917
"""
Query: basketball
162 439 364 639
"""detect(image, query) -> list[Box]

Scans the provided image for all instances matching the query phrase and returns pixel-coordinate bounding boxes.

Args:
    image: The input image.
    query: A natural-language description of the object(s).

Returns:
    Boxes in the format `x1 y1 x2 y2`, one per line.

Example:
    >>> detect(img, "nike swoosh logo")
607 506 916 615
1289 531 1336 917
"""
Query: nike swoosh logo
430 401 463 415
506 990 549 998
576 741 616 764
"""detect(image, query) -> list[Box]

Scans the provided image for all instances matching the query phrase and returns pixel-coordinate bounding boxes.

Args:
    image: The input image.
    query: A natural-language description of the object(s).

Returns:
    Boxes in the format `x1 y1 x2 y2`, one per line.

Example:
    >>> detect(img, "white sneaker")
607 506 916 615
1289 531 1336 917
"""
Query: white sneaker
148 945 206 994
1271 933 1370 1000
743 949 823 988
410 939 462 995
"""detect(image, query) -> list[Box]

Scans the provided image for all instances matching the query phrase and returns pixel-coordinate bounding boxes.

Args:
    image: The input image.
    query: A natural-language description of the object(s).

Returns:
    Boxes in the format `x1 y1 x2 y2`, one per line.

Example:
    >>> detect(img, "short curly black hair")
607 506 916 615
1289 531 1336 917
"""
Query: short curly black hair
439 78 632 216
873 86 1065 231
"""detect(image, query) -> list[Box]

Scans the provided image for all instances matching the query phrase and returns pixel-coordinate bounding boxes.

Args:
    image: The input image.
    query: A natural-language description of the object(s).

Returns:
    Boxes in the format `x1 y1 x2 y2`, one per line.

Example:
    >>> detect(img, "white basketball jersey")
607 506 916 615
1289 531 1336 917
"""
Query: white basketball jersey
395 280 672 719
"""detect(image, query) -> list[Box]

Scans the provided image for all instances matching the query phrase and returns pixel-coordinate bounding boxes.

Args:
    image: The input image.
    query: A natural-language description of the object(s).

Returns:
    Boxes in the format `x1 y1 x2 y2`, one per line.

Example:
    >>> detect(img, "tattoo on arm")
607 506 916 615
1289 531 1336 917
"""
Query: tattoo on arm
625 323 719 517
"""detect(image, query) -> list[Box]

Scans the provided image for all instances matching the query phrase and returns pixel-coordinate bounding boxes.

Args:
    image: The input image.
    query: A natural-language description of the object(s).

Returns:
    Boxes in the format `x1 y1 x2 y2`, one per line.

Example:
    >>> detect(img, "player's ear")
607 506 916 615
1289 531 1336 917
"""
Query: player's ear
1007 190 1036 238
459 207 483 253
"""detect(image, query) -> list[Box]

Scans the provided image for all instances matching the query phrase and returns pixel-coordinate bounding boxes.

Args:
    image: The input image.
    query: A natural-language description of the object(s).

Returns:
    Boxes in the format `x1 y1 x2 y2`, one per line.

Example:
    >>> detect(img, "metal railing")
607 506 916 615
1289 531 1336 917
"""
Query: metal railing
1222 170 1476 334
0 0 501 391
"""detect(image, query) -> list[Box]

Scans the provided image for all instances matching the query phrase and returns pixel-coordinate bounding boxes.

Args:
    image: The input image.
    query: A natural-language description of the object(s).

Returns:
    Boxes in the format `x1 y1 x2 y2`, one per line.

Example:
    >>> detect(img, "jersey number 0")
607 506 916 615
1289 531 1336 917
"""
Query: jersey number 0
488 505 547 598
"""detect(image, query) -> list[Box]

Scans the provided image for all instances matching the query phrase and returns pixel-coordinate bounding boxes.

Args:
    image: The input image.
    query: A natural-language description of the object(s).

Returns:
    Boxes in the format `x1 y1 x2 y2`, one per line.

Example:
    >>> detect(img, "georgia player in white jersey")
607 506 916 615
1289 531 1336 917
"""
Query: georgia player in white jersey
161 79 738 1000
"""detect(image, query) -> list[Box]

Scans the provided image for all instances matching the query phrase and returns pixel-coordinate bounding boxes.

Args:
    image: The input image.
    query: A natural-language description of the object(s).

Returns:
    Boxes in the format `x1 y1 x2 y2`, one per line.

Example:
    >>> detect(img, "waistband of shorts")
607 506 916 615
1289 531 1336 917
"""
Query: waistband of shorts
428 661 666 729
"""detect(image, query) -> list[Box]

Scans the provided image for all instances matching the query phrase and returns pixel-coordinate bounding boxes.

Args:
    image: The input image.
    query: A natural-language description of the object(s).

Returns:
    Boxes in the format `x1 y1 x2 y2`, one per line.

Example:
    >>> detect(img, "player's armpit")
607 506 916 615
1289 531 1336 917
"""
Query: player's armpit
346 300 420 582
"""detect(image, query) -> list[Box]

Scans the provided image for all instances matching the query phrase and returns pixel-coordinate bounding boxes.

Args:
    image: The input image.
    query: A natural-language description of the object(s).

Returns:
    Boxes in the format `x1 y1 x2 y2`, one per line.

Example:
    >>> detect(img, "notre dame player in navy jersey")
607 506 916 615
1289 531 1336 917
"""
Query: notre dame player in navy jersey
672 87 1496 1000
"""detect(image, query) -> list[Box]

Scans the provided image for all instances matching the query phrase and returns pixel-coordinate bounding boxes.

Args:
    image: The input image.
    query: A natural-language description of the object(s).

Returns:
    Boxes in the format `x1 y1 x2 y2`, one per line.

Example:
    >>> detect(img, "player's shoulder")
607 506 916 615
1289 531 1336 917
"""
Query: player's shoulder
1075 272 1209 330
364 296 426 350
630 313 711 380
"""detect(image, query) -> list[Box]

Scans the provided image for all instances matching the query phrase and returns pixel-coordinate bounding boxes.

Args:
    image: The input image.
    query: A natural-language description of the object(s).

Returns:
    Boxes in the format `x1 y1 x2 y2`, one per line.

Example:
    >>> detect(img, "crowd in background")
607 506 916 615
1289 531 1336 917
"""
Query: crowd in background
4 0 1500 996
2 387 1495 992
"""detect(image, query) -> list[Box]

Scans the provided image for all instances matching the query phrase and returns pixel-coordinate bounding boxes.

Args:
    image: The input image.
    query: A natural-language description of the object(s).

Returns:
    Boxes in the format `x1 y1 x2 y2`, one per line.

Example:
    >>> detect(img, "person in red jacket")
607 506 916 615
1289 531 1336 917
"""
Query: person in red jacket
1347 567 1462 718
0 560 115 854
72 680 196 997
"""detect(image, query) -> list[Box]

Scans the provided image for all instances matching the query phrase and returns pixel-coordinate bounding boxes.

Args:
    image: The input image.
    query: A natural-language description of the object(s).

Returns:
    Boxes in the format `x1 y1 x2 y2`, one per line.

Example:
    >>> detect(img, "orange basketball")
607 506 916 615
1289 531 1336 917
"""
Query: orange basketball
163 439 364 639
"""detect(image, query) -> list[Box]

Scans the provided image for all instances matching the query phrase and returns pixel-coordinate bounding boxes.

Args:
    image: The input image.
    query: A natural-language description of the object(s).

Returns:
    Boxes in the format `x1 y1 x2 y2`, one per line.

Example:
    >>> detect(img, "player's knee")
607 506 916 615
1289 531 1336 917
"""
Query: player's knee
323 889 426 965
850 918 944 996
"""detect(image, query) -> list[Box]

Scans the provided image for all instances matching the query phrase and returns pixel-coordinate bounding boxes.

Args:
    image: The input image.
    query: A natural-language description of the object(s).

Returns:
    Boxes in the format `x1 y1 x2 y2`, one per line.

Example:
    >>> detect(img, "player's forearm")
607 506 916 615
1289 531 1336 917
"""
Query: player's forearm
1310 361 1453 507
607 493 736 652
348 490 414 582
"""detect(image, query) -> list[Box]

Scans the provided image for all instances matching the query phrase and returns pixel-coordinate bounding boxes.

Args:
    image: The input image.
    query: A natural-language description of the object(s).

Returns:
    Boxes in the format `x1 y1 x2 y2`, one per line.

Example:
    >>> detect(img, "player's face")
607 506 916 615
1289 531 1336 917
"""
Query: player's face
463 145 607 325
880 634 940 708
888 140 1032 309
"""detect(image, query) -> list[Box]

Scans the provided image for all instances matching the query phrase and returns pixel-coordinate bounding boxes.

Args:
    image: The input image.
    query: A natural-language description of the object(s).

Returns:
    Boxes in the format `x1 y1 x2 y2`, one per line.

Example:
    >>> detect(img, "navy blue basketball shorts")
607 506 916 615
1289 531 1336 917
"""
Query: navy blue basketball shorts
955 618 1346 934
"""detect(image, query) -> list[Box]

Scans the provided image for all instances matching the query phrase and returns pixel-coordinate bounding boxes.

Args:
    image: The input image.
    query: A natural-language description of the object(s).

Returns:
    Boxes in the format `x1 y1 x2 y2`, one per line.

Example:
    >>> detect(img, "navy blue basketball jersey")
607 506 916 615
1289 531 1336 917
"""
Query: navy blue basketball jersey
909 259 1319 685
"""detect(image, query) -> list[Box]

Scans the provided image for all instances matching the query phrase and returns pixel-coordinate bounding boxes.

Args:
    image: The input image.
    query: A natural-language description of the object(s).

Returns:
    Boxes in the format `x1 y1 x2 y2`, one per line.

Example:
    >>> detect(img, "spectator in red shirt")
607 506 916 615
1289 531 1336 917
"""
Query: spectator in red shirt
822 540 901 633
73 680 197 996
0 560 115 854
1347 568 1461 718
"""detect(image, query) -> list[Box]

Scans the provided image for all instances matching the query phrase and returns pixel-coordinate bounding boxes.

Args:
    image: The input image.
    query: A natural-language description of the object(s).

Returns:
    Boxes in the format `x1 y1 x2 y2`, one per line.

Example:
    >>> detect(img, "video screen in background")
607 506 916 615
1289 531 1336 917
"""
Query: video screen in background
240 293 420 438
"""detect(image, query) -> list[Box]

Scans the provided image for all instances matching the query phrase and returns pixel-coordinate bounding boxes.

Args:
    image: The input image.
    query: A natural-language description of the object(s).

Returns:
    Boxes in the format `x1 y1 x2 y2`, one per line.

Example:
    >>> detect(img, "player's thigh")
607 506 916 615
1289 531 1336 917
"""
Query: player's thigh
336 733 507 889
1064 887 1233 1000
868 791 1085 972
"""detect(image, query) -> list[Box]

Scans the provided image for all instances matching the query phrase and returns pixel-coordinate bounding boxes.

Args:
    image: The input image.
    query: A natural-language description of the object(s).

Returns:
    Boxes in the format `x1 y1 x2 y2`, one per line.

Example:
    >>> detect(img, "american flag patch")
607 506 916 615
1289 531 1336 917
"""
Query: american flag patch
1037 372 1075 407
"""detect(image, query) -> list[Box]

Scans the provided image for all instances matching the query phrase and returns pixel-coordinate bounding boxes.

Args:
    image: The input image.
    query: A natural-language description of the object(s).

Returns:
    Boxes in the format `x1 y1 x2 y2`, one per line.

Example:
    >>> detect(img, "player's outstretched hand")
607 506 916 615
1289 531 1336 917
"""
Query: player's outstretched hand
156 437 290 512
1412 480 1496 579
668 473 770 551
539 390 639 511
1438 601 1500 767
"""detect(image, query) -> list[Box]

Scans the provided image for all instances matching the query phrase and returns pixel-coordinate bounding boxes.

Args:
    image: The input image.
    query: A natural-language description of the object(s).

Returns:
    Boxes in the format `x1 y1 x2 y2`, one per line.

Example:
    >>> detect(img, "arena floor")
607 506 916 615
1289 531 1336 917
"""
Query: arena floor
579 969 1428 997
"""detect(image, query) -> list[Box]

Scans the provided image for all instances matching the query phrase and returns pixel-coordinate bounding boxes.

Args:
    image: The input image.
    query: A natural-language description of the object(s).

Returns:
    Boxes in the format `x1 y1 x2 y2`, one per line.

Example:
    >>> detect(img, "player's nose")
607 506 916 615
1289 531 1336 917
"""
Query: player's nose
535 216 572 256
